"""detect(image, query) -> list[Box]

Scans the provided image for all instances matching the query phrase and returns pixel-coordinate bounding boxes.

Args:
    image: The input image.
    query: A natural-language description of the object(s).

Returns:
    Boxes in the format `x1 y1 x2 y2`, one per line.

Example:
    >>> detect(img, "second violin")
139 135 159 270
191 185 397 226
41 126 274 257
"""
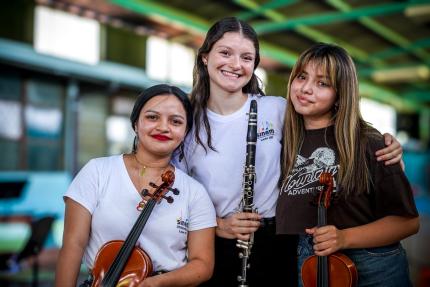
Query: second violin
301 172 358 287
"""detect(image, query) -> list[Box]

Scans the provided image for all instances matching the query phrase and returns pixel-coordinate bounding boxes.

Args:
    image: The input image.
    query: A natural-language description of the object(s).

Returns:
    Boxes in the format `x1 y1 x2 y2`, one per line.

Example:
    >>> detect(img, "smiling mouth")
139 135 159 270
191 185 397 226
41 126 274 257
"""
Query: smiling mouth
152 135 171 141
297 96 313 104
221 70 240 78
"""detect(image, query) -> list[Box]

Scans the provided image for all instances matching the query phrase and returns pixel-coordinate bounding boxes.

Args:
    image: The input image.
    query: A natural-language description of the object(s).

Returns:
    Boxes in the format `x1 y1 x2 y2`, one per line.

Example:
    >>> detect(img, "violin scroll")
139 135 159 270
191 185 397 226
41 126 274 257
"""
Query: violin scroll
318 172 334 209
145 170 177 204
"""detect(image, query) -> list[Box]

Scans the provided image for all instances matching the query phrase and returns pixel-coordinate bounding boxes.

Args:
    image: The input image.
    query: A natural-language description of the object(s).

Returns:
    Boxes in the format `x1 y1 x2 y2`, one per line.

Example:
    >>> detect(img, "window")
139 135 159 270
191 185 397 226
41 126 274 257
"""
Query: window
0 73 65 171
360 98 396 135
34 5 100 65
146 36 194 86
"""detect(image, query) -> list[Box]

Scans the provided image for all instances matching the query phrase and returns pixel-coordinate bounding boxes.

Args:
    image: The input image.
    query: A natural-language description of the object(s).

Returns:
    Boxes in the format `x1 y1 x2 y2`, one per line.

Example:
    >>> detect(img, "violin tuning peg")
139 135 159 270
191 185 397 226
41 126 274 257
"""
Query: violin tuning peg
141 189 149 196
163 195 174 204
169 187 180 195
149 182 158 188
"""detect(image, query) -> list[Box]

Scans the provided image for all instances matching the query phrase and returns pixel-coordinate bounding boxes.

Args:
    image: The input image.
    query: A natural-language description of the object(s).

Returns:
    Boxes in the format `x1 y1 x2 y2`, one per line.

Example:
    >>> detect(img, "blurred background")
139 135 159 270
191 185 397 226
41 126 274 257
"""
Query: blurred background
0 0 429 286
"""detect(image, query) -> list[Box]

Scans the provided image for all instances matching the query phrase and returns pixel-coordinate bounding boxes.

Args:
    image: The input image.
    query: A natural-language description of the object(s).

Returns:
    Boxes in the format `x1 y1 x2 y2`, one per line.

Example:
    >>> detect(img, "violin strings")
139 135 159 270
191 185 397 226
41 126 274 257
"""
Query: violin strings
102 199 156 285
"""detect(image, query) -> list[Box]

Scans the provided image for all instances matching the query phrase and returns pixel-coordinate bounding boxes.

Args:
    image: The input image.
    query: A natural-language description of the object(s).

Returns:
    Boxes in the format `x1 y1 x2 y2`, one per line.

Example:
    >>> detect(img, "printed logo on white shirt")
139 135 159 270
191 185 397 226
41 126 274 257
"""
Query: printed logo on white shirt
176 214 189 234
257 121 275 141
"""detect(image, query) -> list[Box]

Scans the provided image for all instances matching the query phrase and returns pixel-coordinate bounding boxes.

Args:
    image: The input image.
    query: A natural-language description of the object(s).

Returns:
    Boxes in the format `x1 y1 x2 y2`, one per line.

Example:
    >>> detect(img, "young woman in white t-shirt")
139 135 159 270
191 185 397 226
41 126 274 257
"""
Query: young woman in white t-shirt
55 84 216 287
175 17 404 287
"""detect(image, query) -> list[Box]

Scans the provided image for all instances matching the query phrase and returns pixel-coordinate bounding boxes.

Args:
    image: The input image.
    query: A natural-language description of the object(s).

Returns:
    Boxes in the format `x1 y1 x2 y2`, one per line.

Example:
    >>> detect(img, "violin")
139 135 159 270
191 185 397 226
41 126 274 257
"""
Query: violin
86 170 179 287
301 172 358 287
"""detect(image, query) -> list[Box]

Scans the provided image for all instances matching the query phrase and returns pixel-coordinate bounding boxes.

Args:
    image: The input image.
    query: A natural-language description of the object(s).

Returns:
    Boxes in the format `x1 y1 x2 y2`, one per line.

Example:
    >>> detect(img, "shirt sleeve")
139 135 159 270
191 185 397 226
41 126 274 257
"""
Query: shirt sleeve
368 137 419 219
187 180 217 232
64 159 101 214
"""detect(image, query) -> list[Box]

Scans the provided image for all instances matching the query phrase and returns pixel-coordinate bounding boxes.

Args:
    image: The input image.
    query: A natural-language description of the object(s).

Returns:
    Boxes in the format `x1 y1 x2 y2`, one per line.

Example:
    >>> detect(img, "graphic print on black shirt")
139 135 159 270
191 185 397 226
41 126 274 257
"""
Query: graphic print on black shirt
282 147 338 197
276 127 339 234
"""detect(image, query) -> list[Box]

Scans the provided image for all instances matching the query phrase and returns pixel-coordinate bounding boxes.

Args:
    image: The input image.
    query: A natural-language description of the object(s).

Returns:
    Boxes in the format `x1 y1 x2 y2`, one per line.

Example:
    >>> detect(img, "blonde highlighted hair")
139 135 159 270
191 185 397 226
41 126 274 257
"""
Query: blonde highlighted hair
282 43 379 195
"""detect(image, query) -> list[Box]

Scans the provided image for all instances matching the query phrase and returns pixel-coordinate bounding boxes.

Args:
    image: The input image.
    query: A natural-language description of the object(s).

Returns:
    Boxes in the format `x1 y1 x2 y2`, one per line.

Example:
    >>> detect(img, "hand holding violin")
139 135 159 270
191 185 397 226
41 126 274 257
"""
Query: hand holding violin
305 225 347 257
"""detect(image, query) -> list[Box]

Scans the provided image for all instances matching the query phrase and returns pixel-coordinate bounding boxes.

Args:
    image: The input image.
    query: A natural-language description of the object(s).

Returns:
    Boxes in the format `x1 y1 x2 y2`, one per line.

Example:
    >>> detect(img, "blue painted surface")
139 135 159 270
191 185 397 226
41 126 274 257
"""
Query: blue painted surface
0 172 70 218
404 151 430 216
0 172 71 249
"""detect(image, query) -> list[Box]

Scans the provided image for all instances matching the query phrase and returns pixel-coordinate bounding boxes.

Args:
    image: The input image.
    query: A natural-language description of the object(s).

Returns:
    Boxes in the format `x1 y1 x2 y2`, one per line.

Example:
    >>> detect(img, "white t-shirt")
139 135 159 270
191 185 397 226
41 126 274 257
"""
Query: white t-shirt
175 94 286 218
64 155 216 272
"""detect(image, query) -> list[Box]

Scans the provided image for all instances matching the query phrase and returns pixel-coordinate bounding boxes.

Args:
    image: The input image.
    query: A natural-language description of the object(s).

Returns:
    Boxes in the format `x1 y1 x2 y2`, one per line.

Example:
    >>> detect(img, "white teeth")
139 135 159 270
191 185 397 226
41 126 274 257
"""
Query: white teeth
222 70 240 78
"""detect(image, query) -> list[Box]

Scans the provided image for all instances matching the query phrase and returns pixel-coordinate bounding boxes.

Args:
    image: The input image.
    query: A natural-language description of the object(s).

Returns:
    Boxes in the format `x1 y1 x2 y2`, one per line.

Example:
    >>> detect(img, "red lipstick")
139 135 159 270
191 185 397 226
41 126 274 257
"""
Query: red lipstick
152 134 171 141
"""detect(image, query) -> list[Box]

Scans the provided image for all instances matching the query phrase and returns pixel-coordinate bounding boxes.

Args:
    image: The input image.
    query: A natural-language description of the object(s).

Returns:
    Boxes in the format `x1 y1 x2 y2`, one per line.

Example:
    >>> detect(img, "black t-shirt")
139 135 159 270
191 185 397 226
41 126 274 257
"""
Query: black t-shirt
276 126 418 235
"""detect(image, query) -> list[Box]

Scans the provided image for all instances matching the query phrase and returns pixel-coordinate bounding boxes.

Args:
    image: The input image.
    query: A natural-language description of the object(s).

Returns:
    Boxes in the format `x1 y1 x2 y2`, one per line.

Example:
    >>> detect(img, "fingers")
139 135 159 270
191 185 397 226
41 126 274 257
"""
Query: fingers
376 133 403 164
383 133 393 146
311 226 343 256
229 212 261 239
305 227 316 235
375 144 396 158
383 153 402 166
234 212 261 221
375 145 403 163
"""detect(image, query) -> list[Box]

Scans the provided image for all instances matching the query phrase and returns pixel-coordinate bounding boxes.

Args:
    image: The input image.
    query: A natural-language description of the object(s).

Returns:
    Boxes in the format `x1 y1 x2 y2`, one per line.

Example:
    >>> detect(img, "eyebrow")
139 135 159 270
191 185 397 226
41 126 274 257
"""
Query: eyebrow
300 70 329 80
215 45 255 55
144 110 186 120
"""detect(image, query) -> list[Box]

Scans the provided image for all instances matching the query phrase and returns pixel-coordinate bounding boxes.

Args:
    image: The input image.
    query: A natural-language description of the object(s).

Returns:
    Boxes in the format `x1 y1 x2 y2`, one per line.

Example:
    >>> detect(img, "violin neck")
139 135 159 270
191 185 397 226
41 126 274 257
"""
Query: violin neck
101 199 157 287
317 204 329 287
317 204 327 227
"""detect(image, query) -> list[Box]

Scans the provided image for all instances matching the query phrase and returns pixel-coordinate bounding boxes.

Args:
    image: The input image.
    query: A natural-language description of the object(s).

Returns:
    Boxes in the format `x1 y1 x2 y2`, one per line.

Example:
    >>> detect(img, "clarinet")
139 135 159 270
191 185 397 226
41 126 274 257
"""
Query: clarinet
237 99 257 287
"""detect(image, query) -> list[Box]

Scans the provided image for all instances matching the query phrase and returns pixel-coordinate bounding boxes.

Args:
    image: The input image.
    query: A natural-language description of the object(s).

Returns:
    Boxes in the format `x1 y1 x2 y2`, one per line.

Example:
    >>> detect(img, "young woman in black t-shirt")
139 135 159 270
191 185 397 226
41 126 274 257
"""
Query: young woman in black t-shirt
277 43 419 287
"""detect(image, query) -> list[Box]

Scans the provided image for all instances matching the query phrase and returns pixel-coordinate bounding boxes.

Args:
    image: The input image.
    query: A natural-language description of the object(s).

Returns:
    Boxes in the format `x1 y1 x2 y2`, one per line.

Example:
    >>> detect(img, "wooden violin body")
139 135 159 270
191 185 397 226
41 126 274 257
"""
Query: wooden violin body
301 172 358 287
90 240 153 287
302 252 358 287
85 170 177 287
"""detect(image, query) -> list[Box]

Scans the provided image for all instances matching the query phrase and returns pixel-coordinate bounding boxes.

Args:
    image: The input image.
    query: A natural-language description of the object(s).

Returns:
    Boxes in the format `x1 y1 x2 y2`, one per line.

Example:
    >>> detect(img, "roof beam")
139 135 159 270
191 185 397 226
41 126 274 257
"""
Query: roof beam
236 0 297 21
0 38 158 90
404 91 430 102
369 37 430 61
110 0 299 66
359 80 426 113
234 0 384 67
253 2 421 34
326 0 430 65
110 0 208 34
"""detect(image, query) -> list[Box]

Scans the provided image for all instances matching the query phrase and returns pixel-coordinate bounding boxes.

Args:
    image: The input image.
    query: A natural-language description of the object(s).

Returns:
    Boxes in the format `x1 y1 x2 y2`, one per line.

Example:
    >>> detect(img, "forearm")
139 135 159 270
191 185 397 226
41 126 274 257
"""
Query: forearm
145 258 213 287
342 215 419 249
55 243 86 287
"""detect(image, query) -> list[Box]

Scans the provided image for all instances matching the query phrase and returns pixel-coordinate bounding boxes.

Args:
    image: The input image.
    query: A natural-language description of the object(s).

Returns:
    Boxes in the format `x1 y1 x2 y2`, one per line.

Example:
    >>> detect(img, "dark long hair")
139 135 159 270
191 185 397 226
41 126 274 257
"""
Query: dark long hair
191 17 265 151
130 84 193 158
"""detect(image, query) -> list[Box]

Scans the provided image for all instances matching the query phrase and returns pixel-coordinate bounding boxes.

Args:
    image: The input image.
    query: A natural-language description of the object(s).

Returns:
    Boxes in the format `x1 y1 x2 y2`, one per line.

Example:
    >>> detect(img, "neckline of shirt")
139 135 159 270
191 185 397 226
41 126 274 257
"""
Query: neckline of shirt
119 154 180 194
207 94 254 123
305 124 335 136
